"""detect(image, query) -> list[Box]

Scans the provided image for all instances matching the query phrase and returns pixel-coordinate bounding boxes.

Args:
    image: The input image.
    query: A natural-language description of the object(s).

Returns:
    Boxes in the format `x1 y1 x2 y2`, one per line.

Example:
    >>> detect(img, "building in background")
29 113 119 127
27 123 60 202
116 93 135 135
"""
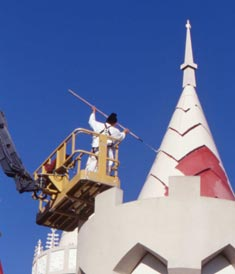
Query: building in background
32 228 77 274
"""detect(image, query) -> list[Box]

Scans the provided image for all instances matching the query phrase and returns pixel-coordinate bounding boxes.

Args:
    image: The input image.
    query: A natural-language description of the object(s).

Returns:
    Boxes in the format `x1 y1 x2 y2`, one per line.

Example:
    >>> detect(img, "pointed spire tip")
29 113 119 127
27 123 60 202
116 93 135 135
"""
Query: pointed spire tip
186 20 191 29
181 19 197 88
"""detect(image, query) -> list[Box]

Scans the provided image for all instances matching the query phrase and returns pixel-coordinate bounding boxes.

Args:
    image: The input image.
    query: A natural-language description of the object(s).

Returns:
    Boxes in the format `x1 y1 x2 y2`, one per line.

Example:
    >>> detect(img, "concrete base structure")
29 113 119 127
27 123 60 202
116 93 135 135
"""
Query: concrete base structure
77 176 235 274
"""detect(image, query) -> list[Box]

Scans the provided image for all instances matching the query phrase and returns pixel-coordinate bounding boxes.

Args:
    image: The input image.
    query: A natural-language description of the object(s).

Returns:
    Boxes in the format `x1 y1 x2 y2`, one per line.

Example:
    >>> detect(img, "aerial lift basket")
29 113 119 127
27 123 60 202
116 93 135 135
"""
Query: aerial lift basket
33 128 120 231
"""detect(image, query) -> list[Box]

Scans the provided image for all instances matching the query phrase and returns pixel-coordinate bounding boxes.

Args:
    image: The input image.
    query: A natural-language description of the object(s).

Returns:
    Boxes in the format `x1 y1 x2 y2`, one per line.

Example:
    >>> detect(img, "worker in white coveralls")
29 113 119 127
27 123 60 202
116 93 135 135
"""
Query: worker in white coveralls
86 106 129 174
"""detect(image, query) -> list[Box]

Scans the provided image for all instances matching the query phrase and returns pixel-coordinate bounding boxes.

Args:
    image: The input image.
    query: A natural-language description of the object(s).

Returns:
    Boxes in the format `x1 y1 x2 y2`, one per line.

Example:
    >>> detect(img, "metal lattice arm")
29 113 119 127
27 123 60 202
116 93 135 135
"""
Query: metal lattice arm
0 111 40 193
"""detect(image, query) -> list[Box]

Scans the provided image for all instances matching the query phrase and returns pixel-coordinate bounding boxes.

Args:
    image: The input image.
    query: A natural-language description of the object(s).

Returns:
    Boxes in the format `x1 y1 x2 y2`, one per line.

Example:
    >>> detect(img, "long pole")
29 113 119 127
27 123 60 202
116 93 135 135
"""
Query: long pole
68 89 157 153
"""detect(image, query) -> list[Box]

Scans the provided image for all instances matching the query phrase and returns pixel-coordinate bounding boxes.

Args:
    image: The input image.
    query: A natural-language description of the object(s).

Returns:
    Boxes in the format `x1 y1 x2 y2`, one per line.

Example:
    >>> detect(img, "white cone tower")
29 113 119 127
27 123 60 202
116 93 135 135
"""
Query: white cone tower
138 20 235 201
76 21 235 274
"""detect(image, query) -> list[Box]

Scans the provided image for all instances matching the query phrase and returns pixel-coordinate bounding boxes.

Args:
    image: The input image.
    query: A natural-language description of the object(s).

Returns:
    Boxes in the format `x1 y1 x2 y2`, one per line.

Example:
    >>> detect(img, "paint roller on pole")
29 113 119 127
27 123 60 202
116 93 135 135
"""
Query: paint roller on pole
68 89 157 153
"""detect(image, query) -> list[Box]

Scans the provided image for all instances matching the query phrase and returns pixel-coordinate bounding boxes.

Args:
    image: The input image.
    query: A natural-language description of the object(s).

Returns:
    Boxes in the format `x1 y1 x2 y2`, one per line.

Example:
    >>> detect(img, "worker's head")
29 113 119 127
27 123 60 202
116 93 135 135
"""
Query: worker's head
106 113 117 125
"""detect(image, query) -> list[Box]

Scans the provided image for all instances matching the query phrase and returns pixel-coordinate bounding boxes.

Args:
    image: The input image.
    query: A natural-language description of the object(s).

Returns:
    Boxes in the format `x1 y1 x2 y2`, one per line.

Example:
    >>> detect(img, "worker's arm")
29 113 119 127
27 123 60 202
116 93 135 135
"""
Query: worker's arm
88 106 97 129
112 127 129 142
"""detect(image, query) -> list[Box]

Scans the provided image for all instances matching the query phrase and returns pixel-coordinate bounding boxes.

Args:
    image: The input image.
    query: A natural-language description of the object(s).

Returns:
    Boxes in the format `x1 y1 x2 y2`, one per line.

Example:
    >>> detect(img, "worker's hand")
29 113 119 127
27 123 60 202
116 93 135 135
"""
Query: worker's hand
91 106 96 112
124 128 130 134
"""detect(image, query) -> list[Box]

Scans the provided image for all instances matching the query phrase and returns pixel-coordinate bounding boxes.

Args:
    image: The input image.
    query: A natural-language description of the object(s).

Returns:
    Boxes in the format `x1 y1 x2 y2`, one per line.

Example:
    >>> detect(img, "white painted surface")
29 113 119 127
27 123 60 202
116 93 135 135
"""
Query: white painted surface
77 178 235 274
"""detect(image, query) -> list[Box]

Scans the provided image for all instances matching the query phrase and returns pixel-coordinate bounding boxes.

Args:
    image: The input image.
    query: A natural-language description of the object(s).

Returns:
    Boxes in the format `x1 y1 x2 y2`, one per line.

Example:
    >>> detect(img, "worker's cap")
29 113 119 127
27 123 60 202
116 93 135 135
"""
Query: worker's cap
106 113 117 124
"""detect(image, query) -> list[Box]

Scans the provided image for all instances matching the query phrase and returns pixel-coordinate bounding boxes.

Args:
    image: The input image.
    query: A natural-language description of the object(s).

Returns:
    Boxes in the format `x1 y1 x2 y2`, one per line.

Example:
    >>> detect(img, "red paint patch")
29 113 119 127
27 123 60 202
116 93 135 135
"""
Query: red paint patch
176 146 235 200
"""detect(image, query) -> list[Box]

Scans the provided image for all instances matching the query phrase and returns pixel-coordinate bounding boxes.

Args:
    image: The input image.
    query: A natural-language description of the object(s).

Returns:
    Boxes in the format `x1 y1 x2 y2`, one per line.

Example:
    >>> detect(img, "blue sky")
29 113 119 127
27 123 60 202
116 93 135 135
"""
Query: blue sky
1 1 235 273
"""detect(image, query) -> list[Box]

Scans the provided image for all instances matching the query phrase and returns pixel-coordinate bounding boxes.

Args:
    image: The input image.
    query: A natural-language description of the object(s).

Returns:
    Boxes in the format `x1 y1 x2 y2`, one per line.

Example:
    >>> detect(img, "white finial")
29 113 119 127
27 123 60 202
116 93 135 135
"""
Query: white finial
34 239 43 259
180 20 198 88
186 20 191 29
45 228 60 249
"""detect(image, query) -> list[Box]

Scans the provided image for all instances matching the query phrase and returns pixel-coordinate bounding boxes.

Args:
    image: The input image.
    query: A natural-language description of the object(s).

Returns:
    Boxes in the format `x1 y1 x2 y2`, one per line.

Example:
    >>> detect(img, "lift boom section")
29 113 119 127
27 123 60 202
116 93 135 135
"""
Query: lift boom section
0 111 40 193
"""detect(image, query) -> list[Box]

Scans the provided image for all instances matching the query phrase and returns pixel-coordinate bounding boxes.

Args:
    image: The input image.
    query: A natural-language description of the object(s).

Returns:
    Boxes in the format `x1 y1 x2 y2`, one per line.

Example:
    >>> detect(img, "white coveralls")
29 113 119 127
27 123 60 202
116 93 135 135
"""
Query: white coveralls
85 112 126 174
